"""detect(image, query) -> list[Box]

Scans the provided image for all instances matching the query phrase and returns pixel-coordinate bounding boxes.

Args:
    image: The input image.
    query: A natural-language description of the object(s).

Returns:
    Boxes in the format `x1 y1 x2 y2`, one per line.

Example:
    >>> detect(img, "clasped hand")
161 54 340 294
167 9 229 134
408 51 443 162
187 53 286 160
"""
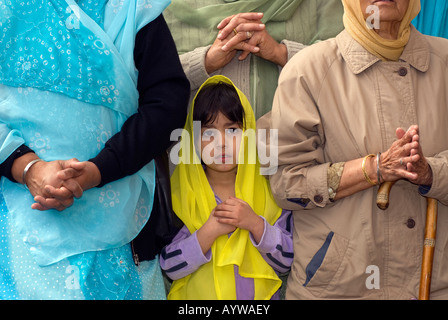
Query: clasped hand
205 12 288 74
207 197 264 244
380 125 433 185
26 159 100 211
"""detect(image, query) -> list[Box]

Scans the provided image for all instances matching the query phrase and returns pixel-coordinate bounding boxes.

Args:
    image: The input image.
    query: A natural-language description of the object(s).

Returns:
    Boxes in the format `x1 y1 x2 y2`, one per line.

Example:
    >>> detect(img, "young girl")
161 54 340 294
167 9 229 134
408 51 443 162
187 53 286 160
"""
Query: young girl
160 75 293 300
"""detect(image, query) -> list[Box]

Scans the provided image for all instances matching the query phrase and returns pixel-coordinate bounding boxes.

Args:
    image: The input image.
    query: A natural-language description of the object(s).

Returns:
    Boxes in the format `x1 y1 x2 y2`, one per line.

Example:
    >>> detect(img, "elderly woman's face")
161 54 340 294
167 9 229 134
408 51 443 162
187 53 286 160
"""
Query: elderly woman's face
360 0 410 22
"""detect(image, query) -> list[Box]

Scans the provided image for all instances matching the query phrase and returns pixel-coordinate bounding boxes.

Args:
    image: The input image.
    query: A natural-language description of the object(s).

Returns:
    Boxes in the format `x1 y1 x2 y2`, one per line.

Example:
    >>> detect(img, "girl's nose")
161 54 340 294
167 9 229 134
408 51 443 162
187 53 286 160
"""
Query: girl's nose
215 130 227 148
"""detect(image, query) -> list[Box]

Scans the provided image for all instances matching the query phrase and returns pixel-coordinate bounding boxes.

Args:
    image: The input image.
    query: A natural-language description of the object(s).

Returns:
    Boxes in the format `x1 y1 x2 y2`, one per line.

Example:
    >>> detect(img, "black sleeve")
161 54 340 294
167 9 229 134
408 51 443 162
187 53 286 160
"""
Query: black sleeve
0 145 35 182
90 14 190 187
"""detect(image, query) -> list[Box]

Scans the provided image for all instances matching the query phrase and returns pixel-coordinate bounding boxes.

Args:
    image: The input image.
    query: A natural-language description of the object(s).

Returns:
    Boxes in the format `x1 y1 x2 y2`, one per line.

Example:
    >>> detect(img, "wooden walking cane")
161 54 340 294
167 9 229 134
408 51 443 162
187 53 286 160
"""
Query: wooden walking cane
419 197 438 300
376 182 438 300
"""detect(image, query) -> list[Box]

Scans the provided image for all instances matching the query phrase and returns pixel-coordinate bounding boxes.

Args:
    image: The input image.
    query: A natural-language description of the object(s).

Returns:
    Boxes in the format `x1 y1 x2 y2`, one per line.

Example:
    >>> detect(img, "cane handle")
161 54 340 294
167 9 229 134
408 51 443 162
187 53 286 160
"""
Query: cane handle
376 181 396 210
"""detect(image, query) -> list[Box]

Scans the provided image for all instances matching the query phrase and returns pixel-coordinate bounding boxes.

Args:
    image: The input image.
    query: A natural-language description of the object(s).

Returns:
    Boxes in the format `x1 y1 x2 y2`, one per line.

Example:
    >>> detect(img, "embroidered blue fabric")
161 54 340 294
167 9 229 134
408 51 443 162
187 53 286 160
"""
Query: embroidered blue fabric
0 0 170 299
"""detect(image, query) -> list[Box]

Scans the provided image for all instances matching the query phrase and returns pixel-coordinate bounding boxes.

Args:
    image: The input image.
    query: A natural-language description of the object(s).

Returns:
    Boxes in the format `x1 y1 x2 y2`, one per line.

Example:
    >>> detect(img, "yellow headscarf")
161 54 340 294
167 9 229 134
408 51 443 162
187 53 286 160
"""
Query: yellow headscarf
342 0 421 61
168 75 282 300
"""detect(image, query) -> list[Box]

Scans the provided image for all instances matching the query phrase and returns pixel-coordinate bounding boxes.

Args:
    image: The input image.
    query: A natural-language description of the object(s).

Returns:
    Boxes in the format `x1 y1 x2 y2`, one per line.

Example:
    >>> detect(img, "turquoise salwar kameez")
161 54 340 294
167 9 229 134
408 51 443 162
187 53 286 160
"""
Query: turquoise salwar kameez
0 0 170 299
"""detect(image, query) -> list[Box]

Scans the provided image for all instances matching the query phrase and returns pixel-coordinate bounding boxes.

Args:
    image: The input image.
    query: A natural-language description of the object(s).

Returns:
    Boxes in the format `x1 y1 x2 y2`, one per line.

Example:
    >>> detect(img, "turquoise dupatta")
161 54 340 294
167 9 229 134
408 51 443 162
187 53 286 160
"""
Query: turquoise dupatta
0 0 169 268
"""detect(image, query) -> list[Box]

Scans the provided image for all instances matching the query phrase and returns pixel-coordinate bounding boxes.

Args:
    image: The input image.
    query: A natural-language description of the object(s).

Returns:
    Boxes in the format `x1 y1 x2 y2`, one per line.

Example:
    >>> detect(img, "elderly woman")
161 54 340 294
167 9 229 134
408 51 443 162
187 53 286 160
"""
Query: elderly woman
258 0 448 299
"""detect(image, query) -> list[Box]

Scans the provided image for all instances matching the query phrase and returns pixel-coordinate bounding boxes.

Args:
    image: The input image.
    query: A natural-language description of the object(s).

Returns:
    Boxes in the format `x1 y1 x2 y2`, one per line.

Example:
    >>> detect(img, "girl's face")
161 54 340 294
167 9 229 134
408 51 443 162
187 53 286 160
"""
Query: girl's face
200 111 242 174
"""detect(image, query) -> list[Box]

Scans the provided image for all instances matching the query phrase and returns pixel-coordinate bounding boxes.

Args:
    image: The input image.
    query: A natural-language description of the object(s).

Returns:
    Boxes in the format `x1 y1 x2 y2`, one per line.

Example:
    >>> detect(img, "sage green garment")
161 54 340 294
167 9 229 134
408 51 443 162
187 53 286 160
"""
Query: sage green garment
164 0 344 118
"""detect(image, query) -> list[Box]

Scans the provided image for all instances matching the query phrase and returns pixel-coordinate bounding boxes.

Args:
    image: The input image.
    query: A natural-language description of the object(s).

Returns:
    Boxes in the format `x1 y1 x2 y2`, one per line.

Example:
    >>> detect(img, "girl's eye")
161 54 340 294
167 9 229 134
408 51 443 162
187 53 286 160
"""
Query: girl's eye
202 130 215 137
225 128 241 135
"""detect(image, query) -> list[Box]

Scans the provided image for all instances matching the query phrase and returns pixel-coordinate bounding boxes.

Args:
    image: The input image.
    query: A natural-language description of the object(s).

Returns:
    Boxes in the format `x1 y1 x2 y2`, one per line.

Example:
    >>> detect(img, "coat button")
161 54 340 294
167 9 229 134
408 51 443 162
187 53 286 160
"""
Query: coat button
398 67 408 76
406 218 416 229
314 195 324 203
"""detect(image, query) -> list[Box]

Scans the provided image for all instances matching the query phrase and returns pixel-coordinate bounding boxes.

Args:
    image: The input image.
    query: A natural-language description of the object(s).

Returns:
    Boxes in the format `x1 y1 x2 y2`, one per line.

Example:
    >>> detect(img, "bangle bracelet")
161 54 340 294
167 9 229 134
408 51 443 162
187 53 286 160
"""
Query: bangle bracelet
22 159 43 187
362 154 377 186
376 152 383 185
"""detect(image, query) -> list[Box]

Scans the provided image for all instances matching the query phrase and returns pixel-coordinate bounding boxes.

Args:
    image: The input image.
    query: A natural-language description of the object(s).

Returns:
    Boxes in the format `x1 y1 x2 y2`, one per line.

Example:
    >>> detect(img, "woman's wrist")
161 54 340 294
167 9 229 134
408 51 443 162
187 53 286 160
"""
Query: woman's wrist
362 154 379 186
420 164 433 186
81 161 101 190
11 153 41 184
205 46 226 74
270 43 288 67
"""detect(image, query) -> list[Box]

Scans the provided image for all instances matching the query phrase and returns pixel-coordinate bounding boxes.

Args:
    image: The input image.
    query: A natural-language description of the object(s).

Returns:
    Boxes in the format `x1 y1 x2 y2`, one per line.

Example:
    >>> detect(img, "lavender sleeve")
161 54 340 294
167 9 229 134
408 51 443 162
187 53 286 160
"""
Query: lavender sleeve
250 209 294 274
160 225 211 281
160 209 294 280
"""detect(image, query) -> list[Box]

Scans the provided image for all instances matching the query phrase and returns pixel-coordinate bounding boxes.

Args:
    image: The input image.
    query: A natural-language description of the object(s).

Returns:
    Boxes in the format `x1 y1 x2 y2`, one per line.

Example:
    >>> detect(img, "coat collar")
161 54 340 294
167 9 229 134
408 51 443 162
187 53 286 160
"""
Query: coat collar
336 26 430 75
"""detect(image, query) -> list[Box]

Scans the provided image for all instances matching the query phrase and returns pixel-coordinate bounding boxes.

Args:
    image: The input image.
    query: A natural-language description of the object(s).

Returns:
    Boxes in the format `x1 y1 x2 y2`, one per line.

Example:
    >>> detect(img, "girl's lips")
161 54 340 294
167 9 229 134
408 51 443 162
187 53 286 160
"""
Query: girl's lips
216 155 232 162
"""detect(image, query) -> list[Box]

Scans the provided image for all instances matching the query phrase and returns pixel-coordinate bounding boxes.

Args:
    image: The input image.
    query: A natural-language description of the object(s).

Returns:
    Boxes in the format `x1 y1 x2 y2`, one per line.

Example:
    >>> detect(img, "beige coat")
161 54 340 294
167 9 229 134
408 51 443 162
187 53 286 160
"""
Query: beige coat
258 27 448 299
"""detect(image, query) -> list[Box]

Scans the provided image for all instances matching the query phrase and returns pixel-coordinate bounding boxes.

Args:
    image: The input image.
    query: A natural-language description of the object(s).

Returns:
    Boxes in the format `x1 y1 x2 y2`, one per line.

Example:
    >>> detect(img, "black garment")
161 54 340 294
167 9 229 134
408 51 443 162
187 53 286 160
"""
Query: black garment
131 152 183 263
0 145 34 182
0 14 190 185
90 14 189 186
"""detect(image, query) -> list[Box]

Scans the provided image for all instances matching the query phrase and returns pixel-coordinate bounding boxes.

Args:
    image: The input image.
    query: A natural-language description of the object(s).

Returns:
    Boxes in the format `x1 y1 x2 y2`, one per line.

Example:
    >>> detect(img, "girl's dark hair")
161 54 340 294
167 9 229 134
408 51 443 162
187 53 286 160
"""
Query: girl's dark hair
193 81 245 129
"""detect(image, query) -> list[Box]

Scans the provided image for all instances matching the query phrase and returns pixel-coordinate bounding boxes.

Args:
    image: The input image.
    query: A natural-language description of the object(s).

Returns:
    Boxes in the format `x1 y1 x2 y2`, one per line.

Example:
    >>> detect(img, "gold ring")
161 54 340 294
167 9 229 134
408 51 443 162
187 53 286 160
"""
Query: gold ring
233 28 238 35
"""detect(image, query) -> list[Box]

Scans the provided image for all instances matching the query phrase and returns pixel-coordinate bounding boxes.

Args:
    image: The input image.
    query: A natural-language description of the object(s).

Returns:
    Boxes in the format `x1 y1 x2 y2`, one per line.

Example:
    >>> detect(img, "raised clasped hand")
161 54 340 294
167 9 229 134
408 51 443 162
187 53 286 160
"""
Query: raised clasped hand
380 125 433 186
205 12 287 73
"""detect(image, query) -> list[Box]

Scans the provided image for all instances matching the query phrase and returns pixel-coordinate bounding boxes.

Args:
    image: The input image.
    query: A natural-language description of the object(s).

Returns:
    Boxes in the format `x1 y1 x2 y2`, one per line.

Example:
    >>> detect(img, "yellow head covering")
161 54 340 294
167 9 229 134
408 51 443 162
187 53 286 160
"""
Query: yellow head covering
342 0 421 61
168 75 282 300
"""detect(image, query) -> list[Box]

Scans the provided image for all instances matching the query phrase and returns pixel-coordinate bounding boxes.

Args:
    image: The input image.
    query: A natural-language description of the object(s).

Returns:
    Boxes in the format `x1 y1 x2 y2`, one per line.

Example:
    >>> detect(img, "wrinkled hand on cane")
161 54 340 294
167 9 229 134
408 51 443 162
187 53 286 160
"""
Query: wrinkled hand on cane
376 181 438 300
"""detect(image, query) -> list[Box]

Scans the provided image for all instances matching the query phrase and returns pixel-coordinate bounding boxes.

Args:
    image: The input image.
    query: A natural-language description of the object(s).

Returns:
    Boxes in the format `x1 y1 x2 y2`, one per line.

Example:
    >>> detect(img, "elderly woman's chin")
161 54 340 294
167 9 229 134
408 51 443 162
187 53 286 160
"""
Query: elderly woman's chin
362 0 410 24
